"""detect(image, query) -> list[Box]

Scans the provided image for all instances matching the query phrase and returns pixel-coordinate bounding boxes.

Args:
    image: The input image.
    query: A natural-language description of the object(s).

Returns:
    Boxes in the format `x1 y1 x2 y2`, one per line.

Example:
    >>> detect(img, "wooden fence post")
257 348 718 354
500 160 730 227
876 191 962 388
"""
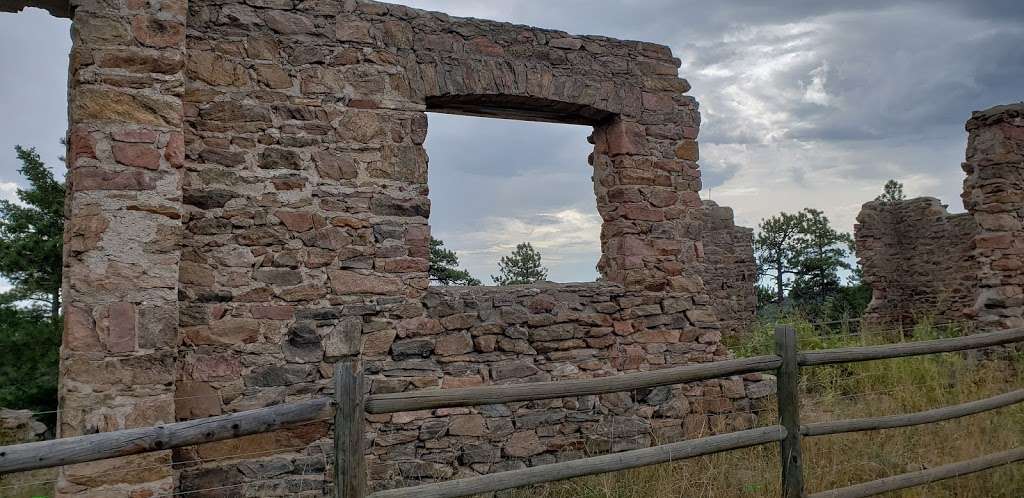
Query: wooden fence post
776 325 805 498
335 357 366 498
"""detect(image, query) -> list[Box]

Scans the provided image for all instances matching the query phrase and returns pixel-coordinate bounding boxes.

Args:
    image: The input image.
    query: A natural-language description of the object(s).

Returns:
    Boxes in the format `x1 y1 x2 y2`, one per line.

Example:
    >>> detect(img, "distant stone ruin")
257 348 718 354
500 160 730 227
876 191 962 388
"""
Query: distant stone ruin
4 0 763 495
855 197 979 329
855 103 1024 331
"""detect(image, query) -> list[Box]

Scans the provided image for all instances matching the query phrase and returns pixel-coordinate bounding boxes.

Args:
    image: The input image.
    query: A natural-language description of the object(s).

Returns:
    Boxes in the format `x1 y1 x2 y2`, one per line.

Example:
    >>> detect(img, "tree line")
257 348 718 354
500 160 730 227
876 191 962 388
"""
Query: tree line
430 239 549 286
754 179 905 322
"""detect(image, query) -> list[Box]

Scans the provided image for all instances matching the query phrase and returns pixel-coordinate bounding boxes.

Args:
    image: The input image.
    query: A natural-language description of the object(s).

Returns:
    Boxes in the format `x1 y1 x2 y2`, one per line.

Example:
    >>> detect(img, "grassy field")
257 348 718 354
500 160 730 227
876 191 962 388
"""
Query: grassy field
507 319 1024 498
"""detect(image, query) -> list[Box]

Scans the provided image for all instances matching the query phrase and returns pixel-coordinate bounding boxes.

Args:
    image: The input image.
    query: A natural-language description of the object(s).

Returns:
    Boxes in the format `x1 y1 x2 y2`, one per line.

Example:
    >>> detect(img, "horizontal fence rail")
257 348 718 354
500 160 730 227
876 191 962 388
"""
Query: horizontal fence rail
365 355 782 414
798 328 1024 366
802 388 1024 437
0 397 332 474
807 447 1024 498
367 426 787 498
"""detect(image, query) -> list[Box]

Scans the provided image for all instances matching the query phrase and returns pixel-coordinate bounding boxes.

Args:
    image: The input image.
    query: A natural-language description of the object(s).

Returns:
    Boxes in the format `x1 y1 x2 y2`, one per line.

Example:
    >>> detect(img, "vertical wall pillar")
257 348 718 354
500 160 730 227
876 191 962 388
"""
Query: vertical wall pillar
590 85 724 337
699 201 757 336
592 108 706 294
963 104 1024 331
59 0 186 495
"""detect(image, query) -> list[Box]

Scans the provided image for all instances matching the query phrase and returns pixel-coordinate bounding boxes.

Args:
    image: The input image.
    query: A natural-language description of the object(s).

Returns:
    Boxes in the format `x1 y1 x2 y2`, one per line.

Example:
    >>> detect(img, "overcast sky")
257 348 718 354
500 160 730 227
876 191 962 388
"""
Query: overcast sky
2 2 1022 284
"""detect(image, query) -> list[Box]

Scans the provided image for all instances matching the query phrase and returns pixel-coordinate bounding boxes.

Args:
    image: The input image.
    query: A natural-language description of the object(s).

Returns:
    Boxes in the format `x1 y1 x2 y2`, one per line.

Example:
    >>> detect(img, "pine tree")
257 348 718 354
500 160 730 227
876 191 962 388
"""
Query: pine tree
0 306 60 417
0 147 64 321
0 146 64 418
875 179 905 203
789 209 853 304
754 209 852 305
492 242 549 285
754 212 805 304
429 237 480 286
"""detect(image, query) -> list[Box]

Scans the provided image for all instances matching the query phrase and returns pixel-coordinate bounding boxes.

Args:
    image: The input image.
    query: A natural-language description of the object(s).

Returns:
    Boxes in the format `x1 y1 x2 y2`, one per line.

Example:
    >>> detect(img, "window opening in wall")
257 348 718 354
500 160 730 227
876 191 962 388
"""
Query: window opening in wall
424 112 599 285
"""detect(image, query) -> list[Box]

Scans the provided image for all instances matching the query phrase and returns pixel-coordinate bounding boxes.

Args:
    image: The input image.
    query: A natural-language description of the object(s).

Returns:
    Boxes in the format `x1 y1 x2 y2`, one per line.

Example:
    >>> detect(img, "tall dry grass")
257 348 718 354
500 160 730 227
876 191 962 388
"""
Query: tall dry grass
506 319 1024 497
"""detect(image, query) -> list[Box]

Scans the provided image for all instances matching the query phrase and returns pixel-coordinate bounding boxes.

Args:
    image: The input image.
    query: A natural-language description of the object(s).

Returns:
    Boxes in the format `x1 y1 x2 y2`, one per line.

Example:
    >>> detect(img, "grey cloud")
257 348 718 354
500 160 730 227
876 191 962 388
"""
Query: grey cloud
425 113 596 227
425 113 592 177
787 7 1024 143
668 1 1024 205
429 169 596 222
699 159 742 190
0 9 70 186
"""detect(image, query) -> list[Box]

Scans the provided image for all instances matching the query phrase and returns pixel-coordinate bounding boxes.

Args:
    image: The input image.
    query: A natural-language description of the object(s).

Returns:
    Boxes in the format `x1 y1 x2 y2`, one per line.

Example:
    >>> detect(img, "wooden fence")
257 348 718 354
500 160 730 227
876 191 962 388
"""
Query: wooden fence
2 327 1023 497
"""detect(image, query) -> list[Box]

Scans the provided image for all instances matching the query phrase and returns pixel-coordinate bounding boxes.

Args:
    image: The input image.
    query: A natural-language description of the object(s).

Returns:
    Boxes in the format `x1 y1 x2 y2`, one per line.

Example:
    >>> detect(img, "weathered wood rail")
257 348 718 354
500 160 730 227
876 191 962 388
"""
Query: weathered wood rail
0 397 333 474
802 388 1024 437
806 447 1024 498
365 354 782 414
797 328 1024 366
1 326 1022 498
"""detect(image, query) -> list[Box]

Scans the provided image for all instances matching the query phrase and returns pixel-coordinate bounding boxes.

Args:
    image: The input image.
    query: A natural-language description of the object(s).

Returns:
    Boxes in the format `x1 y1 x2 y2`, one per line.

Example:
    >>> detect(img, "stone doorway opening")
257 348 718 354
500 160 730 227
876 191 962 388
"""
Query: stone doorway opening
423 111 598 284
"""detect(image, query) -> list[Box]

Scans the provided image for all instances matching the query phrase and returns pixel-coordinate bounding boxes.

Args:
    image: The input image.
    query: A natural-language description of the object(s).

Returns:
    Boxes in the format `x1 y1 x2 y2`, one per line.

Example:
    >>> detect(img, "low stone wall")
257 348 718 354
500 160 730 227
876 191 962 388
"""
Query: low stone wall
855 198 979 329
363 283 774 489
171 282 771 494
0 409 46 445
700 201 756 336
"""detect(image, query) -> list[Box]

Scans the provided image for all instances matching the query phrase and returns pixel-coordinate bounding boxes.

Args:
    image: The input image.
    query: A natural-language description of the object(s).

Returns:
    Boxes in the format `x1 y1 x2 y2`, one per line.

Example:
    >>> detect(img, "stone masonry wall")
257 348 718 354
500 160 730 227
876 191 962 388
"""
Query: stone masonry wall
32 0 761 494
854 198 979 329
699 201 756 336
362 283 773 489
963 103 1024 330
59 0 187 496
854 103 1024 333
172 1 753 492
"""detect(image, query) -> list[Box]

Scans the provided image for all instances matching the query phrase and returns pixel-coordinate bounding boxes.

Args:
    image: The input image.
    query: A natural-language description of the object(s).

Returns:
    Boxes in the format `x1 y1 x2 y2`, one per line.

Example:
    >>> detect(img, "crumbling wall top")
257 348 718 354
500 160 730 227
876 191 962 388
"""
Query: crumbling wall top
966 102 1024 129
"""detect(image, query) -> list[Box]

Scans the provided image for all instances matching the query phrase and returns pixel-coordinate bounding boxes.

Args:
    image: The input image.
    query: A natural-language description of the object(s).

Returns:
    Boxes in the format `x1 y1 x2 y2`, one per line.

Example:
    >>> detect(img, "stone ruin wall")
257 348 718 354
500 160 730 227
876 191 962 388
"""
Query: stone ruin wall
361 283 771 486
962 103 1024 330
700 201 756 336
0 0 759 495
855 103 1024 332
854 198 979 329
